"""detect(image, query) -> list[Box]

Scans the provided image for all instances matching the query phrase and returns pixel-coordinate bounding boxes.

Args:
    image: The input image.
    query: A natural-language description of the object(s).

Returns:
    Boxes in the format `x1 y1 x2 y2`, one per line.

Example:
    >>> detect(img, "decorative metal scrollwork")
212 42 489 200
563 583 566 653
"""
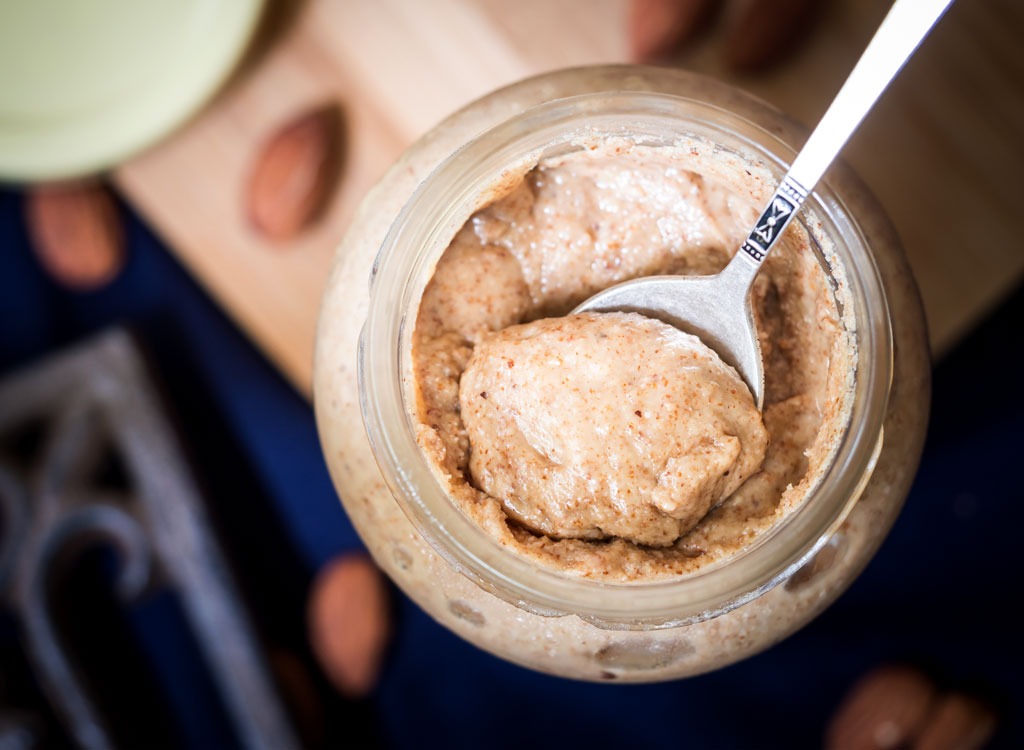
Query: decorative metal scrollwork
0 330 298 750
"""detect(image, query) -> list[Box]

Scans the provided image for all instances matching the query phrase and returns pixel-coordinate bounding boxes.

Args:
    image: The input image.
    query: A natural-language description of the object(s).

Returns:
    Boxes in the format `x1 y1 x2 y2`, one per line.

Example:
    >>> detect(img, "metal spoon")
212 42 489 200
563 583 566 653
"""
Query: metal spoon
574 0 953 408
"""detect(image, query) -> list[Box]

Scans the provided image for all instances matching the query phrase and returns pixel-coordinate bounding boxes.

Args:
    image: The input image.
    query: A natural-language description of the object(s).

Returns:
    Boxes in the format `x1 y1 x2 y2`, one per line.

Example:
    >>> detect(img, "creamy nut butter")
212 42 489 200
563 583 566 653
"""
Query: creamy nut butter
412 144 850 580
314 67 929 681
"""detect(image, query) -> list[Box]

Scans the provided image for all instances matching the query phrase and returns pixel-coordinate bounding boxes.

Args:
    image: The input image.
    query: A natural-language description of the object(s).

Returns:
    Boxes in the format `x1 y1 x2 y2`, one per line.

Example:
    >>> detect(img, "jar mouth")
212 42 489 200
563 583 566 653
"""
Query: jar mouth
359 88 893 629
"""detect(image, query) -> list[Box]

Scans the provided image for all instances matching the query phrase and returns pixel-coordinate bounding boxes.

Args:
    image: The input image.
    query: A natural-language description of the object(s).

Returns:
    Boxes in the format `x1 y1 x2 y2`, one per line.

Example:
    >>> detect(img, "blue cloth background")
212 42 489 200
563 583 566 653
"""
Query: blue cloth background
1 187 1020 748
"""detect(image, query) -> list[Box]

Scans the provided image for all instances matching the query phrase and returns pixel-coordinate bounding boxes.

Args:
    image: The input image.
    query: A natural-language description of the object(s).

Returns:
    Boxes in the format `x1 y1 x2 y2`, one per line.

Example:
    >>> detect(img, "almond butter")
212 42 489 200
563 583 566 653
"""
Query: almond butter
914 694 997 750
630 0 715 63
723 0 822 73
826 665 937 750
247 104 342 243
307 553 390 699
24 183 125 291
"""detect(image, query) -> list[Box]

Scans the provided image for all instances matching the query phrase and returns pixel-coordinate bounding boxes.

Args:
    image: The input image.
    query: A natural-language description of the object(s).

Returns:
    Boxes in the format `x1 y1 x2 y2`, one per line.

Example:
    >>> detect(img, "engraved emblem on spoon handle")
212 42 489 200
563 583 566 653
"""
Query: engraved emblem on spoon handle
740 176 809 266
732 0 954 286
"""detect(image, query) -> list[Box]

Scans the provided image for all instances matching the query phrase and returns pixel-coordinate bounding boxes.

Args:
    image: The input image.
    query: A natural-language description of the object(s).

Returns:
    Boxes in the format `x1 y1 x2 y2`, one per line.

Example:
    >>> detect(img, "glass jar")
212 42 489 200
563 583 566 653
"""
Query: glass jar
314 66 930 682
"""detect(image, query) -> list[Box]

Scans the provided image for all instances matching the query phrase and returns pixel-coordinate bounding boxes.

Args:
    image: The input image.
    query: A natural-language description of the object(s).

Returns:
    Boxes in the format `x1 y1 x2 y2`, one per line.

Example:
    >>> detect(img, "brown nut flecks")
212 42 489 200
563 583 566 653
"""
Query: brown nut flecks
826 665 937 750
629 0 715 63
723 0 822 72
25 183 125 291
913 693 997 750
247 104 342 243
307 552 390 699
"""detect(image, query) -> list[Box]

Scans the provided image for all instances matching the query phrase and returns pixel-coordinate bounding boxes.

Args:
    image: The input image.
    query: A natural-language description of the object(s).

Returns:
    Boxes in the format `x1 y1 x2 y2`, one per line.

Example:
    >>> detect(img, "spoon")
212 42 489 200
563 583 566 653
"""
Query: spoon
574 0 953 408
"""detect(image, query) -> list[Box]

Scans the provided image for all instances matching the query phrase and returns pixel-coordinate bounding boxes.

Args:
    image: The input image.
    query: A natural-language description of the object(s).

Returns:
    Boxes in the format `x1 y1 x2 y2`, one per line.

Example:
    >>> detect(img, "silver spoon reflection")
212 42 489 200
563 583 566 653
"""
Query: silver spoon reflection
574 0 952 408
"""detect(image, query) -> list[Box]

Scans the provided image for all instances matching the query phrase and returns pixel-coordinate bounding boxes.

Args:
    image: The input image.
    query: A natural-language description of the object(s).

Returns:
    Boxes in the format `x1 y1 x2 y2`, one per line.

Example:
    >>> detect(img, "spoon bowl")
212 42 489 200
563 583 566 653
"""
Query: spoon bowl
575 257 764 406
574 0 952 408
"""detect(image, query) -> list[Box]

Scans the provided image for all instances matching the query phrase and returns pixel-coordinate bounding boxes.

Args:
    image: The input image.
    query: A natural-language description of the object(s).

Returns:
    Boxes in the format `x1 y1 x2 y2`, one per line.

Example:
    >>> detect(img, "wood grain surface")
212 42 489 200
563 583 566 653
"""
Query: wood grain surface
114 0 1024 396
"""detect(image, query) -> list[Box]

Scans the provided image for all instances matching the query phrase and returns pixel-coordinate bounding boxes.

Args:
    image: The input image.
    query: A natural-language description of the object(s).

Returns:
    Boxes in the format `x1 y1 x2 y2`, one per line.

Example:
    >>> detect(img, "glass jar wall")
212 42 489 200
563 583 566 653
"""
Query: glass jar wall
314 66 930 682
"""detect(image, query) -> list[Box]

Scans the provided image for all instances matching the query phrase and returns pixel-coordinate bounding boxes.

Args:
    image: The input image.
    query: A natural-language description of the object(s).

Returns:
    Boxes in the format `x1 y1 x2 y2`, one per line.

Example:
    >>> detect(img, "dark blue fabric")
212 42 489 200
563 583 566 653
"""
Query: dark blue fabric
1 186 1020 748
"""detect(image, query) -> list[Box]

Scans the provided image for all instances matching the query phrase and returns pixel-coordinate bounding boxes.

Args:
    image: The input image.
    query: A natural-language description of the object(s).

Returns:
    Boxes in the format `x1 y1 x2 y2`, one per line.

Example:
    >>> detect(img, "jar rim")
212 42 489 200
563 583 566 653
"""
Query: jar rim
359 79 893 628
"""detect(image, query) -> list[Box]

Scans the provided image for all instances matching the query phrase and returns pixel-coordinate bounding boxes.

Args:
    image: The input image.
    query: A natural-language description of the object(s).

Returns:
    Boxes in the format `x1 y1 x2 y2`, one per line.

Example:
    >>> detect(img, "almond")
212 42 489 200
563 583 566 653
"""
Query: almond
630 0 715 63
307 553 390 699
24 183 125 291
723 0 822 73
914 694 997 750
247 104 342 242
826 665 937 749
268 649 324 746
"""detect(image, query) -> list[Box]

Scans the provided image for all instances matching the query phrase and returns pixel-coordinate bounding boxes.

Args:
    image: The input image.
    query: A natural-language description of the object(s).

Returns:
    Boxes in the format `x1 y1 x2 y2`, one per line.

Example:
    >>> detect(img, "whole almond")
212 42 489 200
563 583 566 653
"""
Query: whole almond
307 553 390 699
723 0 822 72
826 665 937 750
25 183 125 291
247 104 341 242
268 649 325 746
914 694 997 750
630 0 715 63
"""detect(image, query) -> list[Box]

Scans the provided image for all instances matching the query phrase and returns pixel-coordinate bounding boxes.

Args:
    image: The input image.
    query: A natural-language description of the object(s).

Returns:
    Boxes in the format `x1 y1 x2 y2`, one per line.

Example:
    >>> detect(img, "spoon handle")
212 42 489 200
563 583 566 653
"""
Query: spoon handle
731 0 954 283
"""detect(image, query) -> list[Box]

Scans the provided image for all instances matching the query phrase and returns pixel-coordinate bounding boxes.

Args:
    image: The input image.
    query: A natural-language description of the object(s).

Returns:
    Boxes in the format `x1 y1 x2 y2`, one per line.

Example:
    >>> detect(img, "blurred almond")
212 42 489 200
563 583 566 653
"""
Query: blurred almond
723 0 821 72
268 648 325 746
630 0 715 63
307 553 390 699
826 665 937 750
25 183 124 290
247 104 341 242
914 693 997 750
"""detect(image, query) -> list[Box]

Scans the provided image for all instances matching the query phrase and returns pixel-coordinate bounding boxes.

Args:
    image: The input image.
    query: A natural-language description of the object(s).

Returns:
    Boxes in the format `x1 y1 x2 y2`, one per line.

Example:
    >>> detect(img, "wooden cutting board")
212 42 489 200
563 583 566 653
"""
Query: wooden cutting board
114 0 1024 397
